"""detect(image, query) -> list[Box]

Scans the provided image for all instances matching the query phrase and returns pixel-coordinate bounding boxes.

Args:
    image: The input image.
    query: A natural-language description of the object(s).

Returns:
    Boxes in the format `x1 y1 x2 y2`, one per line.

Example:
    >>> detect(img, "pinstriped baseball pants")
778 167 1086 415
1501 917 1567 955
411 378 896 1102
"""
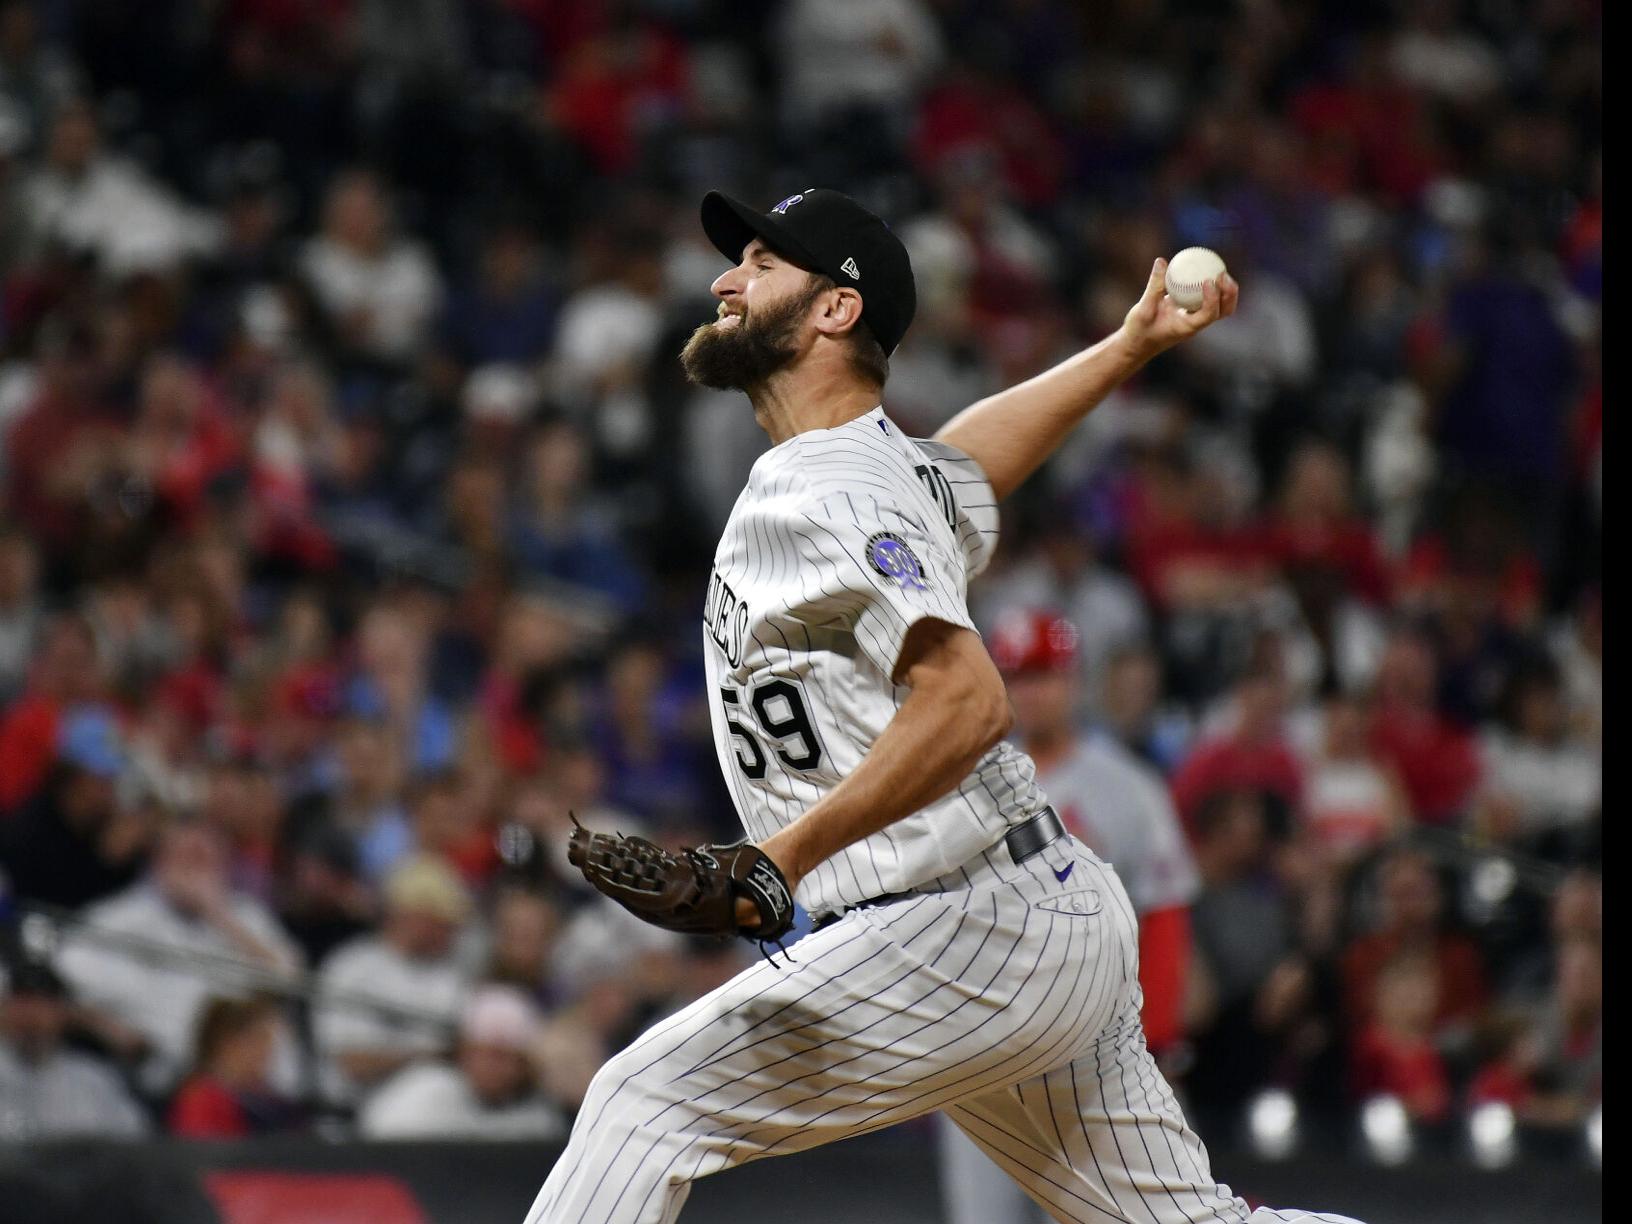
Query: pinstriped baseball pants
523 838 1365 1224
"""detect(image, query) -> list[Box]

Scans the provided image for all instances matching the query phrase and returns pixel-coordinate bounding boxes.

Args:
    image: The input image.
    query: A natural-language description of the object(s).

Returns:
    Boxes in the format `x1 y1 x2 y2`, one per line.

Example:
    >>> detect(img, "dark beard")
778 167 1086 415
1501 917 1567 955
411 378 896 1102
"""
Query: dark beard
679 280 822 391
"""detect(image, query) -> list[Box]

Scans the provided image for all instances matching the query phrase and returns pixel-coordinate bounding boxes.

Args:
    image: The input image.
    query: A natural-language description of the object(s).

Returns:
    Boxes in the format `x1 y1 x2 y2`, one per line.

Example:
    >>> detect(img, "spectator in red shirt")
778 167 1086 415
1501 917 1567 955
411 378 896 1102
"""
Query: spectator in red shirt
1287 31 1445 204
408 769 497 888
1349 950 1453 1121
2 319 123 557
169 994 300 1138
912 53 1065 210
1126 445 1269 613
545 14 689 176
1366 627 1482 823
247 361 342 571
0 614 109 814
1171 664 1304 828
1256 439 1392 606
126 355 242 533
1343 847 1488 1034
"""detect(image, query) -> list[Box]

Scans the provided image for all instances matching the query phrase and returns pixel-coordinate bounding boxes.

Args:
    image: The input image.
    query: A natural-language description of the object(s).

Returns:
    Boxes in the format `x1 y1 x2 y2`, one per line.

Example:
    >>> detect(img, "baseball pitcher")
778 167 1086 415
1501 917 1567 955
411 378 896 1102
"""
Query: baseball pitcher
524 187 1365 1224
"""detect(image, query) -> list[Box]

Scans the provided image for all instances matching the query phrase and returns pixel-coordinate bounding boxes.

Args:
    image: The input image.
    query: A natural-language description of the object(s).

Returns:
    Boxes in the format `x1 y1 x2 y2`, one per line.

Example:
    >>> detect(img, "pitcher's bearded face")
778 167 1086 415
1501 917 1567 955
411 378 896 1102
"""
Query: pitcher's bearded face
681 276 824 391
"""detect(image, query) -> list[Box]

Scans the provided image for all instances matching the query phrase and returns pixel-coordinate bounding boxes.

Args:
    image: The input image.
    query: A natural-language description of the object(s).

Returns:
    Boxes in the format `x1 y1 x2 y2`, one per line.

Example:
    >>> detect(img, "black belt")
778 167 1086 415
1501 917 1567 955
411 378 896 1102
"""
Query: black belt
811 806 1066 931
1006 804 1066 865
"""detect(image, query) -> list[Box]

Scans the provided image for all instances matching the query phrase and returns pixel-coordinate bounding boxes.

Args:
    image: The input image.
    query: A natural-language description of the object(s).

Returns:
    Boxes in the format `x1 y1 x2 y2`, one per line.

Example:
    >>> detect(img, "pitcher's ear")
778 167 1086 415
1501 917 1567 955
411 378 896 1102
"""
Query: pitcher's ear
815 286 865 338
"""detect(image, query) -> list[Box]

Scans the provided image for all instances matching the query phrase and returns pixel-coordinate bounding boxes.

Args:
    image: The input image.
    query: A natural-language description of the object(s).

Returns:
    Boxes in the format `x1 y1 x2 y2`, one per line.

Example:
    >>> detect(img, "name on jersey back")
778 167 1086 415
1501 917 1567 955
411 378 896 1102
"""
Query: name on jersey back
705 566 751 668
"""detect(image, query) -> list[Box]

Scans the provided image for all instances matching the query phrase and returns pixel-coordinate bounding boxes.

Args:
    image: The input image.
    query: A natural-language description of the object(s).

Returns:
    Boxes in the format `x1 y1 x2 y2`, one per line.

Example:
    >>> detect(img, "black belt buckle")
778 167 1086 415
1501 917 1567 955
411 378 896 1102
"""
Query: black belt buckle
1005 806 1064 865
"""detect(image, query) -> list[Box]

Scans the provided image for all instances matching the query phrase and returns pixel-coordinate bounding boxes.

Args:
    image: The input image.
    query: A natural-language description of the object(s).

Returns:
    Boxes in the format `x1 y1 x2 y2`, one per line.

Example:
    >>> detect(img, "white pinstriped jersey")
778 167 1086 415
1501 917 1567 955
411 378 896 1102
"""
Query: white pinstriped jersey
702 404 1045 917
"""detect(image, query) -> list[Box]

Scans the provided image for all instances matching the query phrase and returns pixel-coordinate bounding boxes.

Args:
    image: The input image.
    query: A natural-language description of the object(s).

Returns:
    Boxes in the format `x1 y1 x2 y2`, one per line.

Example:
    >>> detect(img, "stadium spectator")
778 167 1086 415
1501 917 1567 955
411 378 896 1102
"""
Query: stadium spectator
507 417 647 612
1183 787 1318 1108
1550 589 1601 751
547 222 669 457
55 819 301 1090
1299 693 1409 865
313 854 473 1103
1171 662 1304 828
0 956 147 1139
544 10 690 178
1477 655 1600 850
1095 642 1193 774
1425 222 1578 548
482 885 562 1007
407 768 495 887
1123 445 1278 703
0 525 41 702
200 752 281 904
1255 440 1392 675
16 95 219 275
1342 848 1487 1035
1366 627 1482 825
592 638 714 837
974 521 1149 701
549 897 688 1055
0 613 110 813
168 994 301 1138
1389 0 1503 104
0 0 79 140
1349 951 1454 1121
246 361 344 569
0 704 148 908
774 0 941 137
358 984 565 1140
1499 869 1601 1001
322 715 411 883
438 223 558 373
1179 239 1318 397
1470 934 1600 1126
271 817 375 969
473 594 579 777
912 49 1065 210
297 169 442 369
900 150 1058 357
345 601 458 775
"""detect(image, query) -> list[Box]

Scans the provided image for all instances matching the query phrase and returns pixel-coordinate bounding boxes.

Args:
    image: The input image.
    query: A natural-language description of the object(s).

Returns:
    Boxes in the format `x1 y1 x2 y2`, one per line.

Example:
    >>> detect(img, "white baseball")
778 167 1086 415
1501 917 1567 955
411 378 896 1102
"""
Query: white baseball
1164 247 1227 311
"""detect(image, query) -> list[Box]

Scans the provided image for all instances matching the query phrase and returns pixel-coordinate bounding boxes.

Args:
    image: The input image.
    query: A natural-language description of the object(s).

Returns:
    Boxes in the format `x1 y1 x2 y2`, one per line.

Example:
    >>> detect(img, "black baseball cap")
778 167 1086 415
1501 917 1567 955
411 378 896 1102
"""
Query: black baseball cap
700 187 917 355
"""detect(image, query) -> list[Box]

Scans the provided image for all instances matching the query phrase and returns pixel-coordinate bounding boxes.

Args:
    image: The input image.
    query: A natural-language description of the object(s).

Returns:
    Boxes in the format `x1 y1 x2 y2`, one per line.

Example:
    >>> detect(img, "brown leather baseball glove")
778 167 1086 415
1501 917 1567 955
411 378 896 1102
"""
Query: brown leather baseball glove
566 818 797 946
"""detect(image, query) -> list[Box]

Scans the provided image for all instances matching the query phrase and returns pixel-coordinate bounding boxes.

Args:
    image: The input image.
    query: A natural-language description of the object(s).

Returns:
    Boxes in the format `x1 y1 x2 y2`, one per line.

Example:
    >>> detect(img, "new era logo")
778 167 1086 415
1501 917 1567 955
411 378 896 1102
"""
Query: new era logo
840 256 860 280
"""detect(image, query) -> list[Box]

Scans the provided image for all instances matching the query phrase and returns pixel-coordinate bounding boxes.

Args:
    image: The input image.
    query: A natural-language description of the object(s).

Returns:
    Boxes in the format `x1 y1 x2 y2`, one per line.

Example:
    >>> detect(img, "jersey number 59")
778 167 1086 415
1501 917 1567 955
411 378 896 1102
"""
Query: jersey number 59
719 681 825 779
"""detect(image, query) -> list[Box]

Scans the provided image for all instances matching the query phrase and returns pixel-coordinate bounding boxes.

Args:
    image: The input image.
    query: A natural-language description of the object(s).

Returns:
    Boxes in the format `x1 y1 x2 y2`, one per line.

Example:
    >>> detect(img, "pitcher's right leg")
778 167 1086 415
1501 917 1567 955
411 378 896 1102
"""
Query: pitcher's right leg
944 1018 1250 1224
946 996 1370 1224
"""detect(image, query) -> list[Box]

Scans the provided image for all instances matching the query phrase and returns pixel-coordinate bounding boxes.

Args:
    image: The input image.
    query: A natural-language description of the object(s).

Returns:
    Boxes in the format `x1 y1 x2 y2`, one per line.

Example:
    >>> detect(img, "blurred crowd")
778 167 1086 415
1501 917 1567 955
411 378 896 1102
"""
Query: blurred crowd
0 0 1600 1152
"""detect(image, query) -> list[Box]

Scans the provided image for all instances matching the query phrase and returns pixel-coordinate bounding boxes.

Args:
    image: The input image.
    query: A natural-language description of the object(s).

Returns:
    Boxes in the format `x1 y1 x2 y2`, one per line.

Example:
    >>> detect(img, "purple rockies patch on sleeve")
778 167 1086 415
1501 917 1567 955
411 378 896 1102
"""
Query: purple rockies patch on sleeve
865 531 928 591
